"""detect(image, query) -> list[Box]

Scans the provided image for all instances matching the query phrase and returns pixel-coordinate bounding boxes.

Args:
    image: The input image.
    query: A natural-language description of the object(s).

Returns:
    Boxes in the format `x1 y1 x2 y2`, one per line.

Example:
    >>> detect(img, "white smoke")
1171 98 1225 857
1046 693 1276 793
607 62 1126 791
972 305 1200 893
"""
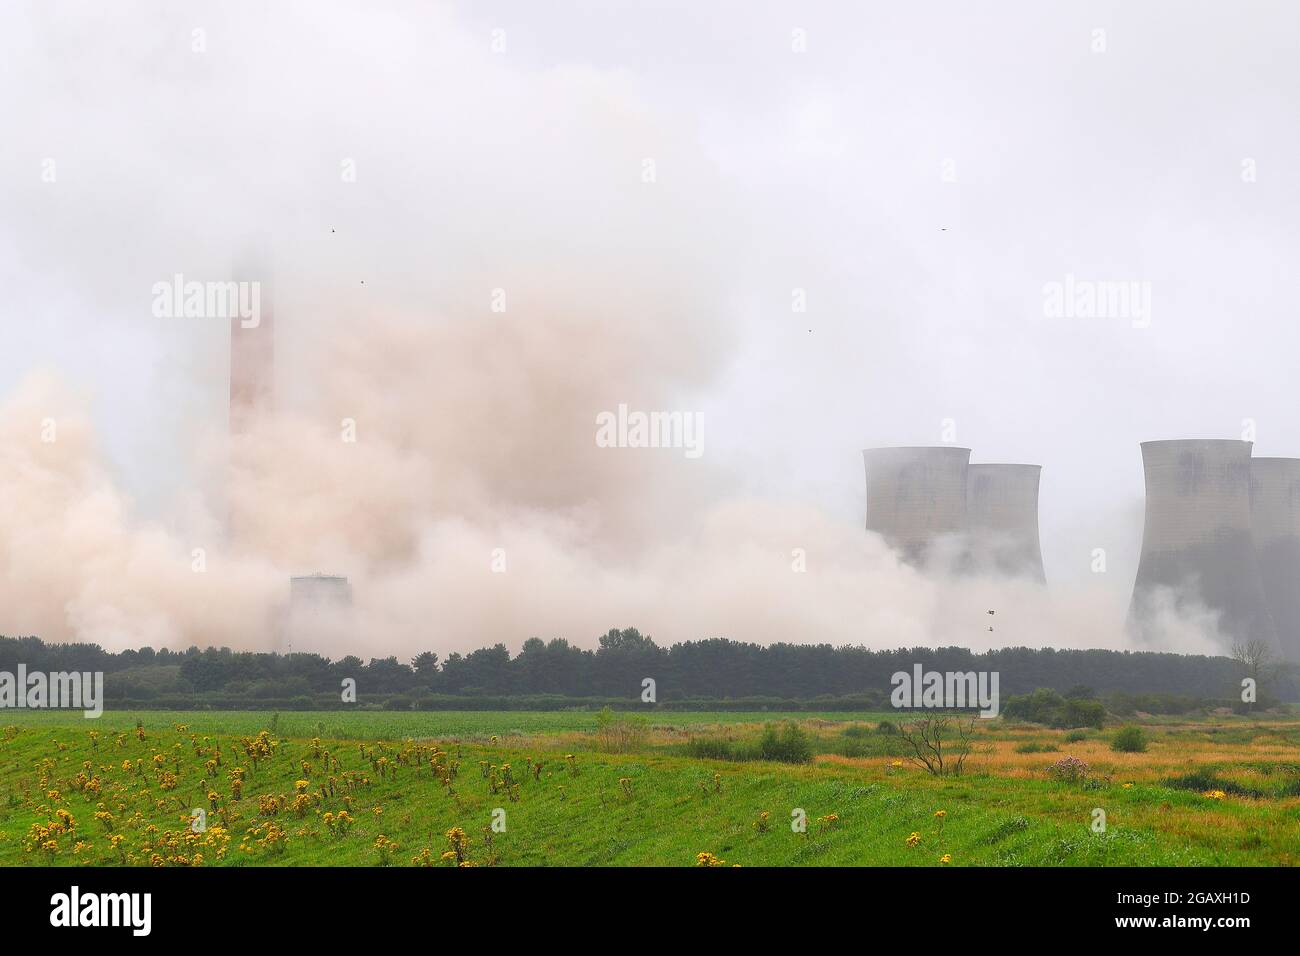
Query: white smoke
0 1 1239 658
0 359 1216 657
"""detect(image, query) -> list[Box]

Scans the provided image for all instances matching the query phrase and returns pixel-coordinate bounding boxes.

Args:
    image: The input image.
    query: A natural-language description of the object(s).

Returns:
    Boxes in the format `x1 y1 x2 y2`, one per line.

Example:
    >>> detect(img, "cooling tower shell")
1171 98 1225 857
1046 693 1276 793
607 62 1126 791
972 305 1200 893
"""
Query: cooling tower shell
863 446 970 563
1250 457 1300 661
965 463 1046 582
1128 439 1278 652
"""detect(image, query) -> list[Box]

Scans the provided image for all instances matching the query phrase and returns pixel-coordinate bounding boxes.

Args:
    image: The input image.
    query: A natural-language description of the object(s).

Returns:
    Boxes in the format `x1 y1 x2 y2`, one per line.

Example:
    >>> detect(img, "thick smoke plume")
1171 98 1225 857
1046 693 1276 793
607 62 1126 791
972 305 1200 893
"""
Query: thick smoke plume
0 356 1220 658
0 1 1229 658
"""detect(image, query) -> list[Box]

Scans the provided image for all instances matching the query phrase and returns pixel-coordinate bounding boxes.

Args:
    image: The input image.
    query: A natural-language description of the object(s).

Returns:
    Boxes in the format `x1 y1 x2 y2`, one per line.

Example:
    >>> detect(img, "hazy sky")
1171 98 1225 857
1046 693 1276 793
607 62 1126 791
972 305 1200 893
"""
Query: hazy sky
1 1 1297 654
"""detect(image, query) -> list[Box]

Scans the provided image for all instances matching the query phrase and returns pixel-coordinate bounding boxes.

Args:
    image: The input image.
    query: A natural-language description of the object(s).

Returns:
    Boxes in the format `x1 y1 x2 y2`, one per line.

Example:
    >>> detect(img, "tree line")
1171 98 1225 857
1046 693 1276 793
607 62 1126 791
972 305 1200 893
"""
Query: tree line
0 629 1286 707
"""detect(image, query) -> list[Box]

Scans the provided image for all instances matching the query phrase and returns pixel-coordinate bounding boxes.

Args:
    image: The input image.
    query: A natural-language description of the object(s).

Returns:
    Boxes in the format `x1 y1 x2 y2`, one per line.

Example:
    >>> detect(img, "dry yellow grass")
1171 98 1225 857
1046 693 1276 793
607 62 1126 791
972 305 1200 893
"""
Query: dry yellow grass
814 715 1300 785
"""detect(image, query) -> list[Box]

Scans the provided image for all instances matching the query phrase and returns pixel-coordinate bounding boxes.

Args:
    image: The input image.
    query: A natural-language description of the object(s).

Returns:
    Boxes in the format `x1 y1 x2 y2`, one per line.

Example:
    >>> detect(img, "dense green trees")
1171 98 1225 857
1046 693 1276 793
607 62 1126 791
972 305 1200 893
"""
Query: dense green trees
0 629 1285 706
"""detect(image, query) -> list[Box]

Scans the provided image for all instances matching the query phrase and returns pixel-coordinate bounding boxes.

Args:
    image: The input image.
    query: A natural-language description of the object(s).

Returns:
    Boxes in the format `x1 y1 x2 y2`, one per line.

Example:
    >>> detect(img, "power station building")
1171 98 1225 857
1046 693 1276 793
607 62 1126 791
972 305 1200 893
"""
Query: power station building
290 573 353 610
1128 439 1279 653
284 574 354 651
965 463 1047 582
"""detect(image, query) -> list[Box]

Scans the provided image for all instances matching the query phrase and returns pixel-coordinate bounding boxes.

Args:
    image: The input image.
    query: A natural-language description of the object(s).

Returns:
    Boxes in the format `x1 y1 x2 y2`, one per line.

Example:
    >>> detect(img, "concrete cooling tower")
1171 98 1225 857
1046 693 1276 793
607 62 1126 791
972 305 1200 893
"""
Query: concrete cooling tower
965 463 1046 582
1128 439 1278 652
864 446 970 564
1250 458 1300 662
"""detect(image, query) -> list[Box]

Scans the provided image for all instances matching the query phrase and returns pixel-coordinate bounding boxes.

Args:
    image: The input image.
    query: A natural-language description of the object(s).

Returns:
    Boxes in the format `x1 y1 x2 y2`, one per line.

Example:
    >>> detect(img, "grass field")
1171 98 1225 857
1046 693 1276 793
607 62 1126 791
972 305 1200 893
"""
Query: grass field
1 709 1297 866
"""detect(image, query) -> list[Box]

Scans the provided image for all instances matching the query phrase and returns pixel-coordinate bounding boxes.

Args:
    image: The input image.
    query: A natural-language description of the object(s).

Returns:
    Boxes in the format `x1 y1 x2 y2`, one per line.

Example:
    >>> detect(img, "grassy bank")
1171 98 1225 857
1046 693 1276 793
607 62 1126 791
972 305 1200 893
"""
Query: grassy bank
0 710 1296 866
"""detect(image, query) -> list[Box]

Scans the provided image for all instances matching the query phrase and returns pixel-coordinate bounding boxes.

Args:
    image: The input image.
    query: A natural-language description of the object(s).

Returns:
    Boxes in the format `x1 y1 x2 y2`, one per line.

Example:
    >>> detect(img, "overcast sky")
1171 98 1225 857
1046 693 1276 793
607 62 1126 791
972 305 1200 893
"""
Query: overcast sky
2 1 1297 652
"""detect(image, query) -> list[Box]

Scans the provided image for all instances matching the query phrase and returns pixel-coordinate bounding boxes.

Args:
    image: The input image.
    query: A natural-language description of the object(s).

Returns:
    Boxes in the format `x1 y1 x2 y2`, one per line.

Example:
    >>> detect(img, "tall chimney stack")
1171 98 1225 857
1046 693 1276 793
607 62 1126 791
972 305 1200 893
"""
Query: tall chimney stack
230 253 274 434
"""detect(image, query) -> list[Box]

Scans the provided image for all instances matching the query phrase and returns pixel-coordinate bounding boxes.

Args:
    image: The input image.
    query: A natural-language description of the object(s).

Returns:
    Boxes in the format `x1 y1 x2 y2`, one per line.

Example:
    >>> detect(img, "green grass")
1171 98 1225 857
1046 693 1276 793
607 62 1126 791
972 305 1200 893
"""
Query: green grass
0 710 1295 866
0 709 895 741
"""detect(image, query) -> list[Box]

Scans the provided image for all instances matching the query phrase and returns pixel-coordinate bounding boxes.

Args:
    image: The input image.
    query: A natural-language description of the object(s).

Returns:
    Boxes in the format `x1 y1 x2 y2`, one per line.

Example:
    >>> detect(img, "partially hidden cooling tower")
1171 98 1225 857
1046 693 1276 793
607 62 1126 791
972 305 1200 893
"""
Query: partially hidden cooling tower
863 446 970 564
1128 439 1278 652
965 463 1046 582
1250 457 1300 662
